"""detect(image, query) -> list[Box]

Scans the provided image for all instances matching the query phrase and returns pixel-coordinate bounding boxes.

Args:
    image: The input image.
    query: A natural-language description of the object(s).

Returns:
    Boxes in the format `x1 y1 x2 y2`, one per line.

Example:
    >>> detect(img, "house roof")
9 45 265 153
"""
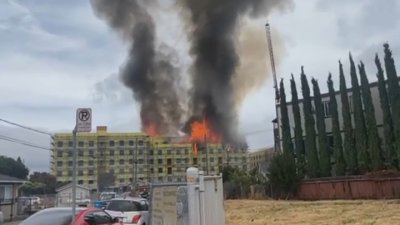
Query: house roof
0 173 26 184
56 183 90 192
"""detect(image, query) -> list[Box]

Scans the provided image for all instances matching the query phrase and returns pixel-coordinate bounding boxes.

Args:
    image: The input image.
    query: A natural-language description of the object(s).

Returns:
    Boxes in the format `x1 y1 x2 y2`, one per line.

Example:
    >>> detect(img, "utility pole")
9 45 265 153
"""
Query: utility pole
226 145 231 166
205 134 209 175
134 137 138 190
265 22 281 153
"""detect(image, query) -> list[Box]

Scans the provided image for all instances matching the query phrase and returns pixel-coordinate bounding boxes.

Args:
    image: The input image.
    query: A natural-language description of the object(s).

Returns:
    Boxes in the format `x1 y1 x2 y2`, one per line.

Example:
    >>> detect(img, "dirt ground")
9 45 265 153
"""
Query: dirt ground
225 199 400 225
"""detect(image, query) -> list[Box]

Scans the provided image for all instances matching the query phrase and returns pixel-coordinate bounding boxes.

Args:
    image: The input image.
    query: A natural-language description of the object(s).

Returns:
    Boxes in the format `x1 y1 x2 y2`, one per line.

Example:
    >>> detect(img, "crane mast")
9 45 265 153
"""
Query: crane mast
265 23 279 102
265 22 281 153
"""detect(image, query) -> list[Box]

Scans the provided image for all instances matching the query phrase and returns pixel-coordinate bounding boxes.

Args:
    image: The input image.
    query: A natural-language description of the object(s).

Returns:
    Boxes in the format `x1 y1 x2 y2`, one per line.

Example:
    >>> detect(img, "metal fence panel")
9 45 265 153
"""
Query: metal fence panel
16 195 56 216
149 168 226 225
149 183 189 225
203 176 225 225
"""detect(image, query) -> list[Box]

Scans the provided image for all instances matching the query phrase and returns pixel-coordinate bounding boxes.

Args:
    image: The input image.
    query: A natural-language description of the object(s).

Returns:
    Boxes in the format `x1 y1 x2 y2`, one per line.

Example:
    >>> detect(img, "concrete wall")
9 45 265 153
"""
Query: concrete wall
297 176 400 200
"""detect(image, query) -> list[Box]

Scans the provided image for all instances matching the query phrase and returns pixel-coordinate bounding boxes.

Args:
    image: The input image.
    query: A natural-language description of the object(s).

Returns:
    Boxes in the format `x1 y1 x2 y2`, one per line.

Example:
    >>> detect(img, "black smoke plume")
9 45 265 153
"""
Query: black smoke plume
90 0 185 135
178 0 291 143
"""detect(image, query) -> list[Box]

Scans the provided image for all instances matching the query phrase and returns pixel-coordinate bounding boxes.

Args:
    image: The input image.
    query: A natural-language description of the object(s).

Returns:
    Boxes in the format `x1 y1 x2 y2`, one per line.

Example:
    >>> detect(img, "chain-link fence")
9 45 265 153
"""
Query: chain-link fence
16 195 56 216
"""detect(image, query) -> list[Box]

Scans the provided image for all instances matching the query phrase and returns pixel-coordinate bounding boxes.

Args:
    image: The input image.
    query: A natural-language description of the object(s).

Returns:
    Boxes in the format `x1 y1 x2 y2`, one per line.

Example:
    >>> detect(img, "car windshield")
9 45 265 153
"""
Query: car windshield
106 200 141 212
100 193 116 201
19 208 84 225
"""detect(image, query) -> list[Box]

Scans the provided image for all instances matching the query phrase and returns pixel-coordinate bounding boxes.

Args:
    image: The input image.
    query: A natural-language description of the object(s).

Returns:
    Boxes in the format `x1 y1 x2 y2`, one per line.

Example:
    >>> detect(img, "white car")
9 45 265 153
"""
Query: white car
105 197 149 225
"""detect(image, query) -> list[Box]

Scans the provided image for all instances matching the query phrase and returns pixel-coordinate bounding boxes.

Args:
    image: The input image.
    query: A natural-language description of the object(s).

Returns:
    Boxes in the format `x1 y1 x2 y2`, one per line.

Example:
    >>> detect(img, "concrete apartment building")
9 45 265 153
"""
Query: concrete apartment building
51 126 247 190
248 147 275 171
248 147 275 178
274 81 384 151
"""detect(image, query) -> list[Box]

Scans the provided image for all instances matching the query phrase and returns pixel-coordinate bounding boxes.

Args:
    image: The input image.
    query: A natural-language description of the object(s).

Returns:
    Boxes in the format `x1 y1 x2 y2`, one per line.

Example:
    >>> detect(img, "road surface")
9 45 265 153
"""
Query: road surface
4 221 19 225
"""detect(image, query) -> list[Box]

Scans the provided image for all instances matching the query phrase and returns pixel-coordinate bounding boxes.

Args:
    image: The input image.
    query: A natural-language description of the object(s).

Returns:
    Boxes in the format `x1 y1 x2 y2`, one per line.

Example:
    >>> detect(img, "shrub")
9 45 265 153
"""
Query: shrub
267 152 302 199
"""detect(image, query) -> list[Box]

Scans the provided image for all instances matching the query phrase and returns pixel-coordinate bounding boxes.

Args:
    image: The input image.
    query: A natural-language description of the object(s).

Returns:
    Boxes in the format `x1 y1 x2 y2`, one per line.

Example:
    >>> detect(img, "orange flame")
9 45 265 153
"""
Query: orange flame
190 119 221 144
145 123 158 137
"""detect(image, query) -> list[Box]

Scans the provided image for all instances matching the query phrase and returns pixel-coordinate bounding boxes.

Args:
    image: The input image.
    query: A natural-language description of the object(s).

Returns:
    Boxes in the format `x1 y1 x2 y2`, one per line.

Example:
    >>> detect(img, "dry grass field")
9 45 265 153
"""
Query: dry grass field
225 199 400 225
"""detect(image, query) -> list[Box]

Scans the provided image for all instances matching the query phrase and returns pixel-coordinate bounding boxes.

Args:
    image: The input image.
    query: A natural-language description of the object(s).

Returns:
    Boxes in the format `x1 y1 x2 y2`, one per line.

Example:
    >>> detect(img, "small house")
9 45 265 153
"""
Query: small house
0 174 25 222
56 183 91 207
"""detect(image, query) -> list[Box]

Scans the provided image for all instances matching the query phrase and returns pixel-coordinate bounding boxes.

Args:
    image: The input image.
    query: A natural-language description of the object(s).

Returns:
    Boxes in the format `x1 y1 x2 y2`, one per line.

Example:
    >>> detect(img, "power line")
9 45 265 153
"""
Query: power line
0 134 51 152
0 118 53 136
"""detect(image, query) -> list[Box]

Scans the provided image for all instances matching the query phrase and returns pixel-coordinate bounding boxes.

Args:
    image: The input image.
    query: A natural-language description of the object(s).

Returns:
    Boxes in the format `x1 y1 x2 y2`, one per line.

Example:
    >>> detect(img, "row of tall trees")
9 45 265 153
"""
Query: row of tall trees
279 43 400 178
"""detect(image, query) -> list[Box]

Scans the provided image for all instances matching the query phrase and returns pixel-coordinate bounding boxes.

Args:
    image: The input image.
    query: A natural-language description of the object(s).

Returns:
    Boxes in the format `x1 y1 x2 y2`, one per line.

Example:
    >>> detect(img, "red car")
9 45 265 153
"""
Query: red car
19 207 122 225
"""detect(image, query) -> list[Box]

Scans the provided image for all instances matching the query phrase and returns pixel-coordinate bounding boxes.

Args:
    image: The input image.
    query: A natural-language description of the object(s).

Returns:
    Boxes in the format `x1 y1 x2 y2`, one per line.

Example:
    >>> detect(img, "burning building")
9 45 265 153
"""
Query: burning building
51 126 247 190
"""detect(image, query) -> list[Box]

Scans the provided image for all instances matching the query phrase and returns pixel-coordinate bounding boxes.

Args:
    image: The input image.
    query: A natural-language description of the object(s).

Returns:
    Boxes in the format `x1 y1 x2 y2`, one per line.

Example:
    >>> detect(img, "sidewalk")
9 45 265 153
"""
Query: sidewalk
4 215 27 225
4 221 20 225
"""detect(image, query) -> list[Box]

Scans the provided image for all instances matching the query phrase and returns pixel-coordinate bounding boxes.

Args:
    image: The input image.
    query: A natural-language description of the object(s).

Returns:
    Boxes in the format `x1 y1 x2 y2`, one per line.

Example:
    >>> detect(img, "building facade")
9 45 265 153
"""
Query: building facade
51 126 248 190
248 147 275 178
248 148 275 171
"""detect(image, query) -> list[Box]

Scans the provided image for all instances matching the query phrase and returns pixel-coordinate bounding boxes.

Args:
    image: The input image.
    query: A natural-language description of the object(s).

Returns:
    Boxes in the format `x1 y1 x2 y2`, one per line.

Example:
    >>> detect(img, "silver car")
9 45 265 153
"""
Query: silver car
105 197 149 225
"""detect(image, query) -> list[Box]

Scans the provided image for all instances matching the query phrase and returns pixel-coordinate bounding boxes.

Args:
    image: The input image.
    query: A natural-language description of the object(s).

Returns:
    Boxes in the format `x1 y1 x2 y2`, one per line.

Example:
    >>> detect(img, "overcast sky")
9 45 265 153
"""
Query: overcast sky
1 0 399 172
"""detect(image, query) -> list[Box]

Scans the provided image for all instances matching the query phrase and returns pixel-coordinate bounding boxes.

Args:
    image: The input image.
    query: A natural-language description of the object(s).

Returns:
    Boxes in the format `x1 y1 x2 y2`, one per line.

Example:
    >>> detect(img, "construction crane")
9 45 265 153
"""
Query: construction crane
265 23 279 102
265 22 281 153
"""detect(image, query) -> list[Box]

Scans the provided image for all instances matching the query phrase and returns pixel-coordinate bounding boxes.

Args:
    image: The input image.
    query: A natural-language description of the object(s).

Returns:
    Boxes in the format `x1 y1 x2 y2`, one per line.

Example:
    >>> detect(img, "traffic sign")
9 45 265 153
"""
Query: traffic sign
76 108 92 132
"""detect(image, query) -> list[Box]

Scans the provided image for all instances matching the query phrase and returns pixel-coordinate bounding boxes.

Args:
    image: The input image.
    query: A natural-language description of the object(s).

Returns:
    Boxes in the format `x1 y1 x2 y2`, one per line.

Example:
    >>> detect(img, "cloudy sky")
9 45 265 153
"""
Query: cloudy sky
1 0 399 172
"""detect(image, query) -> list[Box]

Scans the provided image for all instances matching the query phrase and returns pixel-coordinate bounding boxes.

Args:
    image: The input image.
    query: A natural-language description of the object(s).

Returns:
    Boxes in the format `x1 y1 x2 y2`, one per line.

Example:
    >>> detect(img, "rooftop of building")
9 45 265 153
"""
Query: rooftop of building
53 126 148 137
0 173 26 183
52 126 223 148
249 147 274 153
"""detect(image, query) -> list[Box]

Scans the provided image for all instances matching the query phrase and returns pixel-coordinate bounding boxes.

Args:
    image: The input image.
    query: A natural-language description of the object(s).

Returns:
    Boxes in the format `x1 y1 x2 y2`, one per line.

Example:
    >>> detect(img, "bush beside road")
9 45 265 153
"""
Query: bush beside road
225 200 400 225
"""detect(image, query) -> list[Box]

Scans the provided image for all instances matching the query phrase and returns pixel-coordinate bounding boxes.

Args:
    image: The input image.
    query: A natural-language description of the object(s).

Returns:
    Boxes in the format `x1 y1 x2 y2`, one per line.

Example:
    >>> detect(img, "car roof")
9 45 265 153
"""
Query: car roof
110 197 147 201
39 207 89 213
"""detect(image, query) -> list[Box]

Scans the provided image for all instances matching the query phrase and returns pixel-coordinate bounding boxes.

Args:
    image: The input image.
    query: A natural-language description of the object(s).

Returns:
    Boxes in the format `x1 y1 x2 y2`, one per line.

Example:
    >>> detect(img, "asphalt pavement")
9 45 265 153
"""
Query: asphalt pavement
4 220 20 225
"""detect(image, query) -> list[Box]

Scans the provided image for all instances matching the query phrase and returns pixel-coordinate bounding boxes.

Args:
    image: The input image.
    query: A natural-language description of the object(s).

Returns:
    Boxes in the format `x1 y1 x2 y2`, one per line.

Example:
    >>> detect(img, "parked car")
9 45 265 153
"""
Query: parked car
105 198 149 225
95 192 117 209
19 207 122 225
138 191 149 200
0 208 3 225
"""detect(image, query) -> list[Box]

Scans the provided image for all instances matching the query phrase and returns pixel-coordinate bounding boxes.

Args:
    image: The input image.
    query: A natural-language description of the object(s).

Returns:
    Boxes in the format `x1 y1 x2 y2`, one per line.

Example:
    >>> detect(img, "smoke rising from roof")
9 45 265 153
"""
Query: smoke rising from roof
90 0 186 135
178 0 291 143
91 0 291 143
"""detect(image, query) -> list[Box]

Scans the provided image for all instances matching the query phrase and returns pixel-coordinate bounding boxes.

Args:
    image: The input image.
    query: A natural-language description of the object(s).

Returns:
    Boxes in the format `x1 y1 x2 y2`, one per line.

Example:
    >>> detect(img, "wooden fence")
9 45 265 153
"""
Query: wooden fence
297 176 400 200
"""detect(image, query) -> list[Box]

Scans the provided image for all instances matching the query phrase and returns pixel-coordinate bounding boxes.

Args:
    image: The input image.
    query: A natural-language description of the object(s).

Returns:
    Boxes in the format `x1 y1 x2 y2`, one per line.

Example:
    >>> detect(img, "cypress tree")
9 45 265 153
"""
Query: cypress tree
359 61 383 171
328 74 346 176
383 43 400 161
339 61 357 174
349 54 370 173
279 79 293 154
301 67 319 178
311 78 331 177
290 74 305 177
376 54 397 168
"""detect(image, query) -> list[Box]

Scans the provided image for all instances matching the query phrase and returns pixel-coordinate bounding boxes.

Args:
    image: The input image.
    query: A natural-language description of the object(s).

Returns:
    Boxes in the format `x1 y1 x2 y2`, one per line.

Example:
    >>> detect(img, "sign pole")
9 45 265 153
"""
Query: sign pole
72 108 92 225
72 127 77 225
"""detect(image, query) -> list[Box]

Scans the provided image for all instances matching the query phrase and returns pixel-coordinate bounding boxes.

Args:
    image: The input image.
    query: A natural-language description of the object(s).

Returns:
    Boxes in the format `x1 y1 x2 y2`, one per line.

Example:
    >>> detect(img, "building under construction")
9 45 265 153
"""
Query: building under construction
50 126 248 191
